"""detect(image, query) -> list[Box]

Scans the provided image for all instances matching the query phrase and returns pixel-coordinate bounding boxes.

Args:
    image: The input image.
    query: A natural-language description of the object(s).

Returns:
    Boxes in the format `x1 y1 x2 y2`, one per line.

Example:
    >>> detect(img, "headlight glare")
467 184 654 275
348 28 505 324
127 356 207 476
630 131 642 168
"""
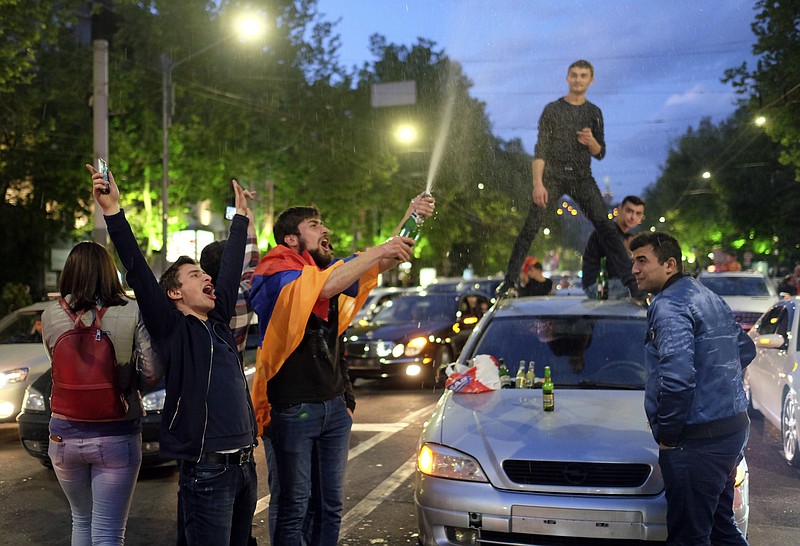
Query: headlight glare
417 443 488 482
405 336 428 357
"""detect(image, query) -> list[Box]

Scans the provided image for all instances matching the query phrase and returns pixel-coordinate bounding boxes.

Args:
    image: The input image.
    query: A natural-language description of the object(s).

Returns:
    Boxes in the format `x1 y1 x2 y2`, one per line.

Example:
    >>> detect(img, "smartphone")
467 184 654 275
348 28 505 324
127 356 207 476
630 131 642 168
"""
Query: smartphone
225 178 238 219
97 158 110 194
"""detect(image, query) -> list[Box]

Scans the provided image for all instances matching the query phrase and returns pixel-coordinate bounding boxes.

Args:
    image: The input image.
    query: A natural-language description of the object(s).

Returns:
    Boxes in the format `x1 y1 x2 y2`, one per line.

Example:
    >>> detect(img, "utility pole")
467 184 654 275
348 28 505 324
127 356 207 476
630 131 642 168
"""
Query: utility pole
92 38 109 245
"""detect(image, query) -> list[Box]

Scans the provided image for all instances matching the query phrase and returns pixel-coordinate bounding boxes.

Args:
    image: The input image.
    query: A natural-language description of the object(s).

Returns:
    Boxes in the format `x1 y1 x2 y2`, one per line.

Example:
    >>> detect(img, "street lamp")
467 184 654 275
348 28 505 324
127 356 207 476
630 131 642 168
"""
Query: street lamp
160 13 264 268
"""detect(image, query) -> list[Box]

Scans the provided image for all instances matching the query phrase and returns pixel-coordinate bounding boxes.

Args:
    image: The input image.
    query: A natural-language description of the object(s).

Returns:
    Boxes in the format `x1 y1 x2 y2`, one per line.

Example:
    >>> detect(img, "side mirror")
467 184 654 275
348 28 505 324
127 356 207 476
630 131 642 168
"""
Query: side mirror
755 333 785 349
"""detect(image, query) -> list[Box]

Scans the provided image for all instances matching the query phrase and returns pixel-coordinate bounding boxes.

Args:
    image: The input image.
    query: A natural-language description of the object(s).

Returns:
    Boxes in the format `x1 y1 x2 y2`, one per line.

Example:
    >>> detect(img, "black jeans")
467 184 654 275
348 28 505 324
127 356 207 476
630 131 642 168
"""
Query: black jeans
505 173 634 288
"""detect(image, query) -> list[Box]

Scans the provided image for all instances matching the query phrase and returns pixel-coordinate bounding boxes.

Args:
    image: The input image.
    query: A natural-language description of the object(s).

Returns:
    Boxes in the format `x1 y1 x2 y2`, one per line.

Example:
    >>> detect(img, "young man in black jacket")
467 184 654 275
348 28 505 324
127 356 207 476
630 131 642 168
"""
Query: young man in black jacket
88 164 258 546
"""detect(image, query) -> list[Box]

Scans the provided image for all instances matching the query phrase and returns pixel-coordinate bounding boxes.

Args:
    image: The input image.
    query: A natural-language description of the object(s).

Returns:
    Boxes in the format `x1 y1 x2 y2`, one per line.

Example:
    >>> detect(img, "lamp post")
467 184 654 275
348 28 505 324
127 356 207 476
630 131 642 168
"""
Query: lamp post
160 14 264 268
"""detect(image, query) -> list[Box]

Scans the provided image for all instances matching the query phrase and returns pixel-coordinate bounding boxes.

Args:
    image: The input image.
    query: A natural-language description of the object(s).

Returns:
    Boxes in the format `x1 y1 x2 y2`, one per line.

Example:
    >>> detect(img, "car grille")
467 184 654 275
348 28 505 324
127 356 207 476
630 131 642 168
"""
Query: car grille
477 530 664 545
503 460 651 488
346 341 395 358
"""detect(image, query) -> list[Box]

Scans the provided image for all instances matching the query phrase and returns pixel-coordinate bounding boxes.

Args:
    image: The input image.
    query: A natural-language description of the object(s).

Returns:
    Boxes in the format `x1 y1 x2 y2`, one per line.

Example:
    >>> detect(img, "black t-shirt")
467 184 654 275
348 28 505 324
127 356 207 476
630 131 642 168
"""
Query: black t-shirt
534 97 605 178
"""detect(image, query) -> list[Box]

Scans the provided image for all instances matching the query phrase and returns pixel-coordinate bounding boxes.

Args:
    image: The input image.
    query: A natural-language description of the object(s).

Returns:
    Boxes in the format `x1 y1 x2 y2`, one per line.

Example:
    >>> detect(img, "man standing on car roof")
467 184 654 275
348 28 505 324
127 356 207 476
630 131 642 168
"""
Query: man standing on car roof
248 193 435 545
631 231 754 546
499 60 640 300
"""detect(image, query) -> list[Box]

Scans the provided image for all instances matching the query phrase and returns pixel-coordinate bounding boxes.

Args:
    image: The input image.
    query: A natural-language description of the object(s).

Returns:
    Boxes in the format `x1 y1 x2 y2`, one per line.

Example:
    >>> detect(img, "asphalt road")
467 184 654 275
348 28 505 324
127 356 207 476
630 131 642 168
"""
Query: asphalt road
1 381 799 545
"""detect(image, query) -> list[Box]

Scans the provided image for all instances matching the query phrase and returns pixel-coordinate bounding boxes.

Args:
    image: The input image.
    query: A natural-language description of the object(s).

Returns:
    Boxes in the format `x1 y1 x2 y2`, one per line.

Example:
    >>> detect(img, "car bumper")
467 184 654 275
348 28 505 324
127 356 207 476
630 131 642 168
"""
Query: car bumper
17 410 169 466
415 471 748 545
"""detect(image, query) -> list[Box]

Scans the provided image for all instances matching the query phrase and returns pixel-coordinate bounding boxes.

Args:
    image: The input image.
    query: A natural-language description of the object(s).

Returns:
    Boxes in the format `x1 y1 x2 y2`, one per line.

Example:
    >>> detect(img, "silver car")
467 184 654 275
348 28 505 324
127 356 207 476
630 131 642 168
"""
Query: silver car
415 296 749 545
746 296 800 467
696 271 778 330
0 301 51 422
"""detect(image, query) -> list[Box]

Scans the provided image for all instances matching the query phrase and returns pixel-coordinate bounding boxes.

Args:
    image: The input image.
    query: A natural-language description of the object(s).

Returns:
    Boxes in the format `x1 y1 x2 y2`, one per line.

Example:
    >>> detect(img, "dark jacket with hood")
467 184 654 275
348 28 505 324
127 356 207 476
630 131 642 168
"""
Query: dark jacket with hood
106 210 257 461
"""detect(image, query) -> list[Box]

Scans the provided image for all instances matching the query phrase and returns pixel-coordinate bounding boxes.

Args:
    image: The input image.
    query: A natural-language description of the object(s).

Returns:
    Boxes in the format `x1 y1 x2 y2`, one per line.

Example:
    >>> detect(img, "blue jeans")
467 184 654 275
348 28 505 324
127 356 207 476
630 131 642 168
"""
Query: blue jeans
263 432 317 545
270 395 352 546
506 175 634 289
49 432 142 546
659 427 750 546
177 458 257 546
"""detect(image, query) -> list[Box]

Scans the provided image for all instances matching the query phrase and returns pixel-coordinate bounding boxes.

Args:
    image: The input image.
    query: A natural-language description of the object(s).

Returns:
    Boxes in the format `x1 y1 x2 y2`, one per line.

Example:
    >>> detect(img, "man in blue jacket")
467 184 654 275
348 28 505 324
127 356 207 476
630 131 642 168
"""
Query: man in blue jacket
88 164 258 546
630 231 754 546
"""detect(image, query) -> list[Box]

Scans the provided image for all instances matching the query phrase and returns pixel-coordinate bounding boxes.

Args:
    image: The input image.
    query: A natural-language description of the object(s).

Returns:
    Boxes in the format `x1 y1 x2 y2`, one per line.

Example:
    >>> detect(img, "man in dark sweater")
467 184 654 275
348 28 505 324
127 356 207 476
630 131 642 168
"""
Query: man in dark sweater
500 60 640 299
582 195 645 298
88 164 258 546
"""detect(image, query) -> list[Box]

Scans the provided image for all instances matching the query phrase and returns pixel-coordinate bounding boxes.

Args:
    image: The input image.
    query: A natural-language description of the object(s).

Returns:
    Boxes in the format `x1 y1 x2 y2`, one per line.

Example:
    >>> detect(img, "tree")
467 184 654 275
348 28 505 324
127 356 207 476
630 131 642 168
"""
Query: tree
643 108 799 269
724 0 800 182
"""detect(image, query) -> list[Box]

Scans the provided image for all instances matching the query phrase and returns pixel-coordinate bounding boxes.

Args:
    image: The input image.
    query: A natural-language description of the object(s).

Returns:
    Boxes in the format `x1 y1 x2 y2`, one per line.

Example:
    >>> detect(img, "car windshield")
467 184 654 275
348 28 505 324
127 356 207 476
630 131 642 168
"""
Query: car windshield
0 309 44 345
469 315 648 389
371 293 456 324
699 276 771 297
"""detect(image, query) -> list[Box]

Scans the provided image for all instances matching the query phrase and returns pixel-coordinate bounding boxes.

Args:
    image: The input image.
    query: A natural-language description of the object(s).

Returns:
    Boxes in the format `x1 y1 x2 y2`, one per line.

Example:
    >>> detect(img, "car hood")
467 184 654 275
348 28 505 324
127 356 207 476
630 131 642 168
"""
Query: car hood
423 389 662 495
0 345 50 373
720 295 777 313
347 320 453 342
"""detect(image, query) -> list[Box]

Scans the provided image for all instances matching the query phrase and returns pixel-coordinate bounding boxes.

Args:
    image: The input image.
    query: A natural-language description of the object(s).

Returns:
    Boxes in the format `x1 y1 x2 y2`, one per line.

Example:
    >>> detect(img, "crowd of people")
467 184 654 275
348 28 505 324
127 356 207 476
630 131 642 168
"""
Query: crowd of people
42 58 756 545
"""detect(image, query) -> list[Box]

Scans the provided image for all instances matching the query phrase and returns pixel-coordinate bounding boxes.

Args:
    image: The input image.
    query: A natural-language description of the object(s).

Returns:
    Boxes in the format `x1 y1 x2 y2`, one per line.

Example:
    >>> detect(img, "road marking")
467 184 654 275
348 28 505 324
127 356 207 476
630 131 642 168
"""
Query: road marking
253 402 437 517
339 454 417 538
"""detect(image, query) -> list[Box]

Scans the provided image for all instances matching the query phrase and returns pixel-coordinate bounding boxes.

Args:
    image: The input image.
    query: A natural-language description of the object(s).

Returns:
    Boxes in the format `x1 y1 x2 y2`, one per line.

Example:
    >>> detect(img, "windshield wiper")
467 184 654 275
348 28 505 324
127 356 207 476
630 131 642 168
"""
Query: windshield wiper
575 380 642 390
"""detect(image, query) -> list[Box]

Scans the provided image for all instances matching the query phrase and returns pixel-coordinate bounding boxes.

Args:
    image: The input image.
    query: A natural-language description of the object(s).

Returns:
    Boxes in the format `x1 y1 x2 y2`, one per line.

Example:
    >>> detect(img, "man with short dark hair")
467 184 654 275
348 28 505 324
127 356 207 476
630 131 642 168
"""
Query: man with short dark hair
582 195 645 298
90 164 258 546
501 60 639 299
249 194 434 545
630 231 753 546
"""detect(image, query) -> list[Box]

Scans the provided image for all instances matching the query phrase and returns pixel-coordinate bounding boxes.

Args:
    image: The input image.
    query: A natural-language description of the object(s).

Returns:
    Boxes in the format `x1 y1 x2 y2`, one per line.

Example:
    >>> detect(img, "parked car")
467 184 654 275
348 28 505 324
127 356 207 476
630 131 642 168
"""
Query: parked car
0 301 52 422
746 296 800 467
344 288 492 385
415 296 749 545
353 286 414 327
696 270 778 330
17 324 259 467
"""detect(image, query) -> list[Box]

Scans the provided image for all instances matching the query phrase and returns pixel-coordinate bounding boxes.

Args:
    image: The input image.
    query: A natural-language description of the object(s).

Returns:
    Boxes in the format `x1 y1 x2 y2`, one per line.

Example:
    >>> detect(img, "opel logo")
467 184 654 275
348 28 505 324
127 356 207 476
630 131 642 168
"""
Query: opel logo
562 463 589 485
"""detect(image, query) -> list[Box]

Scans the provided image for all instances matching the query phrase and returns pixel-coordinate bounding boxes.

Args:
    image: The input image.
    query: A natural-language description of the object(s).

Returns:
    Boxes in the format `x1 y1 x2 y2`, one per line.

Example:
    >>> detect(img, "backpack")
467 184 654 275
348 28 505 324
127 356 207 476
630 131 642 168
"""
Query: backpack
50 298 129 421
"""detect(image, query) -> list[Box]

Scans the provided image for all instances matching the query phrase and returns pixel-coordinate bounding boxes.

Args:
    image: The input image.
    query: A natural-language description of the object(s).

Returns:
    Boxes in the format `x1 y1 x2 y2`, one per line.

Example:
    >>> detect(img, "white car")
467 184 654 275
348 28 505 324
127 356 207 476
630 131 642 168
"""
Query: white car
0 301 51 422
697 271 779 330
746 296 800 467
415 296 749 545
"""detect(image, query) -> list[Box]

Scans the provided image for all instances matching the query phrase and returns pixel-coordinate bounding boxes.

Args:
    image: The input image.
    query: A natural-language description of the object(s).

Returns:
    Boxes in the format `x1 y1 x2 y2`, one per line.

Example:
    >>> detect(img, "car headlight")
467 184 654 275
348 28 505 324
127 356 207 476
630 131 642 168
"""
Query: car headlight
417 443 488 482
0 367 29 388
404 336 428 357
21 386 45 412
734 459 747 487
391 343 405 358
142 389 166 412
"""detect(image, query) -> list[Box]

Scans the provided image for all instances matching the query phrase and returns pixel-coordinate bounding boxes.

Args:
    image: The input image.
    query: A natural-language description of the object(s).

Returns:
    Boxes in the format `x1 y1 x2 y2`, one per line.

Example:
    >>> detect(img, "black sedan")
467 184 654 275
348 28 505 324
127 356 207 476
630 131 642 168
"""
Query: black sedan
343 288 492 385
16 371 168 466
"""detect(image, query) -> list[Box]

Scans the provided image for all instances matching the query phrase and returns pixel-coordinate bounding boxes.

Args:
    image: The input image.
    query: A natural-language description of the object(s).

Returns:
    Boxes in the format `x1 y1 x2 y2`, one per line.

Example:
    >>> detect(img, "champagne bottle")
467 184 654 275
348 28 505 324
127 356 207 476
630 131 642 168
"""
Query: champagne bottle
515 360 526 389
398 193 430 242
597 256 609 300
398 212 423 241
542 366 555 411
498 358 513 389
